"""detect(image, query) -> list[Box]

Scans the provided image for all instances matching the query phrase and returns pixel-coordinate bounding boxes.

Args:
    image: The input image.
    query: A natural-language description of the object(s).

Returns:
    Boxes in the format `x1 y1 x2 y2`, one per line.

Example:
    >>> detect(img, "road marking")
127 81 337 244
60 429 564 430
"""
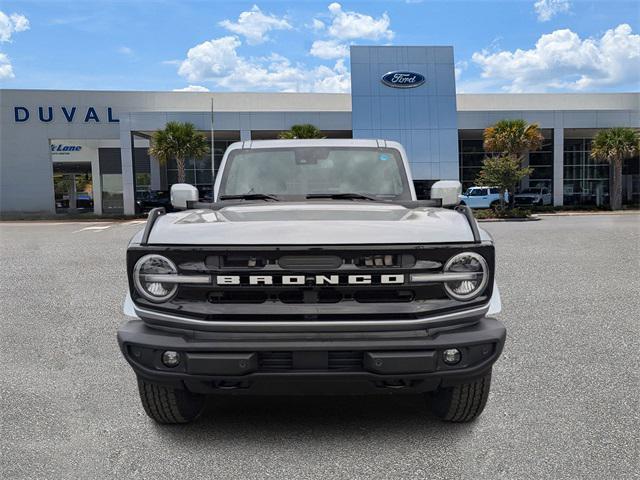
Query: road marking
1 222 93 226
124 220 146 226
73 225 113 233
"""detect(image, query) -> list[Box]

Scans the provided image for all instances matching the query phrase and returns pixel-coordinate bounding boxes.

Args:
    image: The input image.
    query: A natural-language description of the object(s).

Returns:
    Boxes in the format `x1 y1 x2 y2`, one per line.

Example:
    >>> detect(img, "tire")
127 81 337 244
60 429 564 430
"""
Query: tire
429 371 492 422
137 377 205 424
490 200 500 210
459 201 466 206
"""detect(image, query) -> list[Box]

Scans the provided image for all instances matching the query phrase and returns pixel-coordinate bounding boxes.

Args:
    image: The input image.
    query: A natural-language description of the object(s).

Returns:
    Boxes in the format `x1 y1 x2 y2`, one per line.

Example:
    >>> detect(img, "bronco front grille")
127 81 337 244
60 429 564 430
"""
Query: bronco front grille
128 244 495 320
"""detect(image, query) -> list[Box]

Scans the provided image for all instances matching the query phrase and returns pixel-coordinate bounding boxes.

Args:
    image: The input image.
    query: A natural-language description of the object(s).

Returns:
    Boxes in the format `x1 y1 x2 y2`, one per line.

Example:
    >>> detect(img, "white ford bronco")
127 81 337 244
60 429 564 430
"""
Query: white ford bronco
118 139 505 424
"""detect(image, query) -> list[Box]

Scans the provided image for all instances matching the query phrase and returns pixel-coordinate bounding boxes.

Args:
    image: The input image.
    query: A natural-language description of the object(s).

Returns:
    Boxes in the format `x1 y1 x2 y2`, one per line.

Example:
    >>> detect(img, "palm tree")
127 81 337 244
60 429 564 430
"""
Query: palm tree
278 124 324 139
148 122 209 184
590 127 640 210
483 119 544 159
483 119 544 207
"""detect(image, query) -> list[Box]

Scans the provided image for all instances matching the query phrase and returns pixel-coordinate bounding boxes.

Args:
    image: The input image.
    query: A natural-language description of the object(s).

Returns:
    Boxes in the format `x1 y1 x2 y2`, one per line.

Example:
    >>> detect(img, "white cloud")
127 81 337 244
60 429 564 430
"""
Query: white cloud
177 35 350 93
178 36 242 82
118 46 134 56
310 58 350 93
325 3 393 41
0 11 30 42
173 85 210 92
454 60 468 81
0 52 14 79
310 19 325 31
310 39 349 60
471 24 640 92
534 0 571 22
219 5 291 45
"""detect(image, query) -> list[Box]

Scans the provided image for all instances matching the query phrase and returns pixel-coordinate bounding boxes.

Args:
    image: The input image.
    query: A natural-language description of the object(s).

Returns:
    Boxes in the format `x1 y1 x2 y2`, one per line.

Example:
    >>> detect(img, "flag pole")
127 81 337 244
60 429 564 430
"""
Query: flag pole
211 95 217 195
210 96 215 182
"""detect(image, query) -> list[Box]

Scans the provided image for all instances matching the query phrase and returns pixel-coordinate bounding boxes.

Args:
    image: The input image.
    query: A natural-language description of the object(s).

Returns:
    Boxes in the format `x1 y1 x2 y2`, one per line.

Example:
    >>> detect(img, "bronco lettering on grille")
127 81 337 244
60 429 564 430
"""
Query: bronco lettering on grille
215 274 405 285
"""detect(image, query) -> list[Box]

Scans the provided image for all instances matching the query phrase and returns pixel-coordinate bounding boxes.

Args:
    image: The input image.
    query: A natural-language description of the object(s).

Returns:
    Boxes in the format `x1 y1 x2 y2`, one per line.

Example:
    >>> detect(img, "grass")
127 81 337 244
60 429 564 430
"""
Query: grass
473 208 532 219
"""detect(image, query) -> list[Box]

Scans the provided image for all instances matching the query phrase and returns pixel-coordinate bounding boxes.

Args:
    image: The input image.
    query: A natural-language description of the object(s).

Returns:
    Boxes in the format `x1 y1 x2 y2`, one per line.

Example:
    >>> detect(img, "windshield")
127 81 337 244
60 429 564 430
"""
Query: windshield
218 147 411 200
465 188 487 196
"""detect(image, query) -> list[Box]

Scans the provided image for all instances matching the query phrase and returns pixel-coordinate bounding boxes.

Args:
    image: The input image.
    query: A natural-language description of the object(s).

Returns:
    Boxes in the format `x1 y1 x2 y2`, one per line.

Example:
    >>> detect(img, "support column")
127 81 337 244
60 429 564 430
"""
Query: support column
91 148 102 215
120 116 136 215
553 126 564 206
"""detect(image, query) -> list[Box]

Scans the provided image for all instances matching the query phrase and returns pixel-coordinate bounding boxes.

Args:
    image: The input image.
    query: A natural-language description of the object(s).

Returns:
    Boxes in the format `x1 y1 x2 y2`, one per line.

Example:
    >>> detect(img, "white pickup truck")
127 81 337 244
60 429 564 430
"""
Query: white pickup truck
118 139 505 424
459 187 508 209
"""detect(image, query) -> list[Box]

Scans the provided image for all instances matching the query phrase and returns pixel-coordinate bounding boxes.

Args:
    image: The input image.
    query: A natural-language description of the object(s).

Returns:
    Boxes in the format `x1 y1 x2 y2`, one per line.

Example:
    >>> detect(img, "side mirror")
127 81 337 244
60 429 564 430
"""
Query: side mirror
430 180 462 207
170 183 199 210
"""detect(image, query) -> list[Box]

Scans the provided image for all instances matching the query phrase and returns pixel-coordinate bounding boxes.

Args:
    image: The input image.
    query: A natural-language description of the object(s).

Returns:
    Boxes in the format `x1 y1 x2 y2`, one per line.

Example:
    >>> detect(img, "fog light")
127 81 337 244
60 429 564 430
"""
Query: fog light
442 348 461 365
161 350 181 368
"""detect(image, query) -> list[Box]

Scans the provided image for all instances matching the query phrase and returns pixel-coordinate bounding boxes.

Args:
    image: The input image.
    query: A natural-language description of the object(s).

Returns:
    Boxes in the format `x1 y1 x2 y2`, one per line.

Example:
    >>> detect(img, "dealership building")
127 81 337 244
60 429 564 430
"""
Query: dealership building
1 45 638 216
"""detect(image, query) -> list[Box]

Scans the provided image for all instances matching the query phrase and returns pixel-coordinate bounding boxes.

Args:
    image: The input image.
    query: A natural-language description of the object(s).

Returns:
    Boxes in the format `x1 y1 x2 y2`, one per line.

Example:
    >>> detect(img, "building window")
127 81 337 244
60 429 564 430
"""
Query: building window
528 138 553 191
563 138 610 206
166 140 236 200
458 138 487 191
459 130 553 193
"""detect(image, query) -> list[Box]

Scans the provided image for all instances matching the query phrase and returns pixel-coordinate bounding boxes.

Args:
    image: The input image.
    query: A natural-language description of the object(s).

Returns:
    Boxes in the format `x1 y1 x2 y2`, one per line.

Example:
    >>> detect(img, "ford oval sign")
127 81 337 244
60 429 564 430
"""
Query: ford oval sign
381 71 425 89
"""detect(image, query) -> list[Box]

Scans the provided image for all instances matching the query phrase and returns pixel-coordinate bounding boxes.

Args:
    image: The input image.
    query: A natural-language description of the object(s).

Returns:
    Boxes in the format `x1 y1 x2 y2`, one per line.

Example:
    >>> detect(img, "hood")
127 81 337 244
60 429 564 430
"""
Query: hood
145 202 479 245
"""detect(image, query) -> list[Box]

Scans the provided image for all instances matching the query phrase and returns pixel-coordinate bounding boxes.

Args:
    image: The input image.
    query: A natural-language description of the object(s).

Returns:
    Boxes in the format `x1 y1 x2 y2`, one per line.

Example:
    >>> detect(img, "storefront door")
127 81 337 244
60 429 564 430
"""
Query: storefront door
53 162 94 214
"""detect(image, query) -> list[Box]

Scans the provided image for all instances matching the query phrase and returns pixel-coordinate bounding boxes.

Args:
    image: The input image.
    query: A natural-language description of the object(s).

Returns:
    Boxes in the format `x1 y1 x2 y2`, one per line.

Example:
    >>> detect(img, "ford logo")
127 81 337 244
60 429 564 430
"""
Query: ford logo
381 71 425 89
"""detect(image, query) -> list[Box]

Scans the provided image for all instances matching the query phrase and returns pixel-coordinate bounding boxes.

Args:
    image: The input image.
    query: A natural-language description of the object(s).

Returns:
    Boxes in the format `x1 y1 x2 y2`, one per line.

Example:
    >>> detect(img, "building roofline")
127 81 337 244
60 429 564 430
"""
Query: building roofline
456 92 640 111
2 89 638 112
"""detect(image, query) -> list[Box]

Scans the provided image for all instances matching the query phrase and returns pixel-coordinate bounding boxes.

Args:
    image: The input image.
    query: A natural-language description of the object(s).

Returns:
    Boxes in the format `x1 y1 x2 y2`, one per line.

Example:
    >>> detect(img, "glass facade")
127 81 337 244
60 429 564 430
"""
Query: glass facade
166 139 237 200
563 138 610 206
459 132 553 192
458 138 486 191
527 139 553 190
52 162 94 214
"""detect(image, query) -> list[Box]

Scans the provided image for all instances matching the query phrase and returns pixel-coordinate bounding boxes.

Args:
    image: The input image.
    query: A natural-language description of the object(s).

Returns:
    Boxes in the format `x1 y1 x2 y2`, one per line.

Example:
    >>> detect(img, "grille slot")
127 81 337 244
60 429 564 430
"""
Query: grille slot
278 255 342 270
208 291 267 304
258 351 364 371
328 351 364 370
258 352 293 370
354 290 415 303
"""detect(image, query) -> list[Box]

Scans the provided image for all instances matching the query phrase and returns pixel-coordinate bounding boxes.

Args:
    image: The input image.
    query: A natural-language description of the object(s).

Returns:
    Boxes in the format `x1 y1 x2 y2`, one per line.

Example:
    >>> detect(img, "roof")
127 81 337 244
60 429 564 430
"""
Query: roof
456 93 640 111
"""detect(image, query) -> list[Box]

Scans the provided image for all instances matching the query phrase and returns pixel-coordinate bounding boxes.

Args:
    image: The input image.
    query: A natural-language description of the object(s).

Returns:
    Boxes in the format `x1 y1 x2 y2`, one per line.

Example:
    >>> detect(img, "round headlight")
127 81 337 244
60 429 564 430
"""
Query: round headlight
133 254 178 302
443 252 489 301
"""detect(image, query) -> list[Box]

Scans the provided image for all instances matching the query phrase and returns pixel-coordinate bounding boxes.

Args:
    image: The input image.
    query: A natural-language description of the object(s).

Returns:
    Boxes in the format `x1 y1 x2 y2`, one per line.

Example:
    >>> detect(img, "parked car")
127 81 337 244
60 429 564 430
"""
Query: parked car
135 190 172 213
118 139 505 424
459 187 508 209
75 192 94 209
514 187 552 206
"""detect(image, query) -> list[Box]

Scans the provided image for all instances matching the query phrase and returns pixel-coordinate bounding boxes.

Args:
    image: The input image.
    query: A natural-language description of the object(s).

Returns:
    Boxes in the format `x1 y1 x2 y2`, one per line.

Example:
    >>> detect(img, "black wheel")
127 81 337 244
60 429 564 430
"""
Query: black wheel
137 377 205 424
429 371 492 422
459 201 466 206
490 200 500 210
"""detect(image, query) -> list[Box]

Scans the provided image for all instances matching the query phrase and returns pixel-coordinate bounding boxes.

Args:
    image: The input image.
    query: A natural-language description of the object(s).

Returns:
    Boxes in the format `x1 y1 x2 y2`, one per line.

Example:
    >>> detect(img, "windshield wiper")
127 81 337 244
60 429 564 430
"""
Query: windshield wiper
306 192 382 201
220 193 280 201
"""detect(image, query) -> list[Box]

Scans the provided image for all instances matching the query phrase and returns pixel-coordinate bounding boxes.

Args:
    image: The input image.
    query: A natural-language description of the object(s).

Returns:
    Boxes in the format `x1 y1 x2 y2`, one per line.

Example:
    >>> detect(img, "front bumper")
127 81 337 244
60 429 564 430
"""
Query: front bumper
117 317 506 395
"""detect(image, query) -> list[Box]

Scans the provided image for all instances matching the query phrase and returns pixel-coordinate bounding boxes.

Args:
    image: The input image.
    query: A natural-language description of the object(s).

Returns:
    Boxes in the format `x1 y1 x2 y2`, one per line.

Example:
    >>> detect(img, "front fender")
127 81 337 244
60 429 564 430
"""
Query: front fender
123 292 140 319
487 281 502 316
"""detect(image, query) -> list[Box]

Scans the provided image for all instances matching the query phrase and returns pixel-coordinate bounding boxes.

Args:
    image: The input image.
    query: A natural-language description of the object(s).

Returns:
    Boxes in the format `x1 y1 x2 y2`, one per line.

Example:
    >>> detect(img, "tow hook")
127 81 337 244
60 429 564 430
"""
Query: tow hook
378 379 412 389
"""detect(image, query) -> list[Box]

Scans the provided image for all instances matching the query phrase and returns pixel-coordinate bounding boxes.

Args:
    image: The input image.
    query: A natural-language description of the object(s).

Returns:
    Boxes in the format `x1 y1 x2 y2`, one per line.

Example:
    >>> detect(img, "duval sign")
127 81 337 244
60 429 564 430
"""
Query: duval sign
14 106 119 123
381 71 426 89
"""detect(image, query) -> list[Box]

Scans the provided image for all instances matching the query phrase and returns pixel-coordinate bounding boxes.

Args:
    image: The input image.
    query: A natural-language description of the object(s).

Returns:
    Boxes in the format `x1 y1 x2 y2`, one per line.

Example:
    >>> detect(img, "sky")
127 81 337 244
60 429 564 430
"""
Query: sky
0 0 638 93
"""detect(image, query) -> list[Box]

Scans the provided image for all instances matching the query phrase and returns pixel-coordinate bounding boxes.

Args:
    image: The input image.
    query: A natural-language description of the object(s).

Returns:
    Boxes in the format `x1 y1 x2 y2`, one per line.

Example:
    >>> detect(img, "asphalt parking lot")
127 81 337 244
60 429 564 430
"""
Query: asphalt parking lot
1 214 638 479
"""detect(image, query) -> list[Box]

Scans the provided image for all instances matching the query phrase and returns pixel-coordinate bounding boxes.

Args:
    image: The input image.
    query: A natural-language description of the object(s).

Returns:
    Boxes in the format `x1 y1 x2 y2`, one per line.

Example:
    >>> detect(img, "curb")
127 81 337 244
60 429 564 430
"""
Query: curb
477 217 540 222
534 211 639 217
